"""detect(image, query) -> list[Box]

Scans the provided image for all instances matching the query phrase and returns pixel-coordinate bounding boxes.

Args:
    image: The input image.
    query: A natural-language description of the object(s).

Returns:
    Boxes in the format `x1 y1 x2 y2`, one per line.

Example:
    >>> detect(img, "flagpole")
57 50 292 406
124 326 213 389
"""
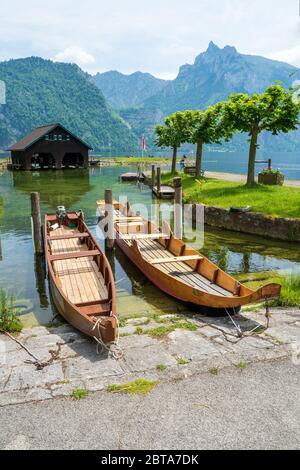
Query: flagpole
141 134 146 159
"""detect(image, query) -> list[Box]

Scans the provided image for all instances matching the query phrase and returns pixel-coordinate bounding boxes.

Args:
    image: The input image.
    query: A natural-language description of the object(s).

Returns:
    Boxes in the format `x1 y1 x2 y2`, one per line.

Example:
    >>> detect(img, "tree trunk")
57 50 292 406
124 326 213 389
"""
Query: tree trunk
195 139 203 178
171 146 177 174
246 128 259 187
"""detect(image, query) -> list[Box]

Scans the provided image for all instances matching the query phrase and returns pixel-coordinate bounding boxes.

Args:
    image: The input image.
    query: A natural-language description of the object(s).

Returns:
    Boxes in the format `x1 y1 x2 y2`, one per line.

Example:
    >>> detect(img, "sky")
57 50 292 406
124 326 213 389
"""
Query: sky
0 0 299 79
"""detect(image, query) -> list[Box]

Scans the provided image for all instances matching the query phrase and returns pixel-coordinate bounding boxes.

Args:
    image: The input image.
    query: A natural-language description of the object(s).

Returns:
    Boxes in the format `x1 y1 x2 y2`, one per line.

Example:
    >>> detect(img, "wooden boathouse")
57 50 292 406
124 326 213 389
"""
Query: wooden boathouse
8 123 92 170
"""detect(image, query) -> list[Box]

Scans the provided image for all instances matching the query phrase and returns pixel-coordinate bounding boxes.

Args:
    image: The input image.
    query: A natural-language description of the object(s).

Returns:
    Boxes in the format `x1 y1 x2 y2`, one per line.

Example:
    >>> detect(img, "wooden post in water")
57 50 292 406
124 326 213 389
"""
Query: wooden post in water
173 177 183 240
157 167 161 196
151 164 156 188
31 192 44 255
104 189 114 250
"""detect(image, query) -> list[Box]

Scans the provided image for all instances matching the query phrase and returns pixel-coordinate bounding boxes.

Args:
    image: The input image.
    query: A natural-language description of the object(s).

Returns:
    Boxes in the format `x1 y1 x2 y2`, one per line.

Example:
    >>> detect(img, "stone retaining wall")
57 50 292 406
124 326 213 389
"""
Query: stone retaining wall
191 204 300 242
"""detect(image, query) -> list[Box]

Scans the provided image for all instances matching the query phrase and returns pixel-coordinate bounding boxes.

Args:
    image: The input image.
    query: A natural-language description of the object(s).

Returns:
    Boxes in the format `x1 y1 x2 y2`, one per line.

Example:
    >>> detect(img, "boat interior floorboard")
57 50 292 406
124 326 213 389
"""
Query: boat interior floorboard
50 227 108 305
136 238 233 297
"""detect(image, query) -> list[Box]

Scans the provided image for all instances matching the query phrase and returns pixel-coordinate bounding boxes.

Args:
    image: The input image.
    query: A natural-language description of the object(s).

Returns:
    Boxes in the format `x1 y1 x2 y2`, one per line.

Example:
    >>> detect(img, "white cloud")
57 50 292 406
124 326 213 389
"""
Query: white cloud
269 45 300 67
52 47 96 68
0 0 298 77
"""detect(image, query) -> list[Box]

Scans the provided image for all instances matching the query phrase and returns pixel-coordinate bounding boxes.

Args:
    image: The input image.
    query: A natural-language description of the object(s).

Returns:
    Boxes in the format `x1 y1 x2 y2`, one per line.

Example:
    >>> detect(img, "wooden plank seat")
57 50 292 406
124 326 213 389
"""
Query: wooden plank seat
120 233 170 240
49 232 89 241
117 222 144 227
151 255 203 265
77 303 111 317
114 216 144 222
49 250 100 262
75 299 109 307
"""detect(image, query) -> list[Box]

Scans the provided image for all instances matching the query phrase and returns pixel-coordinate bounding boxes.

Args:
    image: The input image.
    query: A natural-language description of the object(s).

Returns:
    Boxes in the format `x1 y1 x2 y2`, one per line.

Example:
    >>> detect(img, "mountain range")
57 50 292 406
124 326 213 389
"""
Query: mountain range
0 42 299 154
92 71 169 110
92 41 299 152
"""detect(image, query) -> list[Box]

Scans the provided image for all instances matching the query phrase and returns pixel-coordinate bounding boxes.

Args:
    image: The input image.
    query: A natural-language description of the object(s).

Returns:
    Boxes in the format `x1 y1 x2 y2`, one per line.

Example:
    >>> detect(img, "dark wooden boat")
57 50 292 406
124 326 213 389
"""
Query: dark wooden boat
45 209 116 343
97 200 281 311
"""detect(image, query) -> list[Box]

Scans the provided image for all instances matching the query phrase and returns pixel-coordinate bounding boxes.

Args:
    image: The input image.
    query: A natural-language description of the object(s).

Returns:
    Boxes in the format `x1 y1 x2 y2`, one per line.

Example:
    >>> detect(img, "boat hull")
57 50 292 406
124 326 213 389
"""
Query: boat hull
49 276 116 343
45 211 117 343
116 237 281 310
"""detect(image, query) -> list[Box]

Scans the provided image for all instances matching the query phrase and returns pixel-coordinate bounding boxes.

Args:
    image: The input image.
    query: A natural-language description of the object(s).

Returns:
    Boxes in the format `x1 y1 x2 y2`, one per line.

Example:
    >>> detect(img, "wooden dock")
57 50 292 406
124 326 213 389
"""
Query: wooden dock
120 172 144 182
152 185 175 199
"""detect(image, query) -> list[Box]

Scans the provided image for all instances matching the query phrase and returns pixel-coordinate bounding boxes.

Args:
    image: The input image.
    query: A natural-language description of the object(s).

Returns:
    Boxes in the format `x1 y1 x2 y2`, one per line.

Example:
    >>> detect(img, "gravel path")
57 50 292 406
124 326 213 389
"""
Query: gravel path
204 171 300 187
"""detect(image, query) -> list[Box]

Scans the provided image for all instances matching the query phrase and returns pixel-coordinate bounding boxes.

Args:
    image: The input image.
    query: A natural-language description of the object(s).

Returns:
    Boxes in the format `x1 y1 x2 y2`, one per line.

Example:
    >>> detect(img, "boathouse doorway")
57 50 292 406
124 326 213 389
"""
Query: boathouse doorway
62 153 84 168
31 153 55 169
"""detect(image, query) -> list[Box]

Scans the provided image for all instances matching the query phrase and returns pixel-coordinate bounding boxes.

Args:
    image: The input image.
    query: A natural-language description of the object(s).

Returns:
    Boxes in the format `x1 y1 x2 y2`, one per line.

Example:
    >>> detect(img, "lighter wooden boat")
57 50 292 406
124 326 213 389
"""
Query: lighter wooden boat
45 210 116 343
97 200 281 312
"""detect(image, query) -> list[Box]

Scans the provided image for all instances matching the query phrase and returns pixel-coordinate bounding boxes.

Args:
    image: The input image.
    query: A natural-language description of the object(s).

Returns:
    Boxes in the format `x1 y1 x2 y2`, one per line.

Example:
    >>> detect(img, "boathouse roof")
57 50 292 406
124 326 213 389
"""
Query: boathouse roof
8 123 92 151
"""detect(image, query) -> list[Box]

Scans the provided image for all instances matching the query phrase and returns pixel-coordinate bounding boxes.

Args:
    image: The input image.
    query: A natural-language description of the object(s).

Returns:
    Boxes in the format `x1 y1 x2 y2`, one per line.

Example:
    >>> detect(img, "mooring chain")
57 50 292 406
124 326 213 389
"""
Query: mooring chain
1 330 63 370
25 342 63 370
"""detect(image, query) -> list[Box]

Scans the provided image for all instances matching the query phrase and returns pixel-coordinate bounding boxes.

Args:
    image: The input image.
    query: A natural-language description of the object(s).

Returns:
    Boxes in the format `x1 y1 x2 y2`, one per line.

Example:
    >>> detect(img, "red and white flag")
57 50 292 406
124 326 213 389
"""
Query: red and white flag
141 134 147 151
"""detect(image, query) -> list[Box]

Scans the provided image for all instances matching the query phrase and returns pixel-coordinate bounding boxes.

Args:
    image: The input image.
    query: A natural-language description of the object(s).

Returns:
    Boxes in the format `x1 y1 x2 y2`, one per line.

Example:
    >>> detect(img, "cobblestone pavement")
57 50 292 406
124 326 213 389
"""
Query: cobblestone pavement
0 308 299 407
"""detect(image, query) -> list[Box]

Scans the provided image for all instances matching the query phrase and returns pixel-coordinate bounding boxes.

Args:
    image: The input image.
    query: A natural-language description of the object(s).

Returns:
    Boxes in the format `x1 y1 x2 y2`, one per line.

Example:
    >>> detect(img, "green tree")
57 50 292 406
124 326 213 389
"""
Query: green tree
189 104 232 178
155 111 193 173
224 85 300 187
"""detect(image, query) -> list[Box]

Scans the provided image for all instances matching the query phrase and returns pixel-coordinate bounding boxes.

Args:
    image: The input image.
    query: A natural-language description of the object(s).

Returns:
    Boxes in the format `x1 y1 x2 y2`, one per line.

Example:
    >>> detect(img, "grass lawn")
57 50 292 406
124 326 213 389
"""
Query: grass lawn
94 156 172 164
161 172 300 219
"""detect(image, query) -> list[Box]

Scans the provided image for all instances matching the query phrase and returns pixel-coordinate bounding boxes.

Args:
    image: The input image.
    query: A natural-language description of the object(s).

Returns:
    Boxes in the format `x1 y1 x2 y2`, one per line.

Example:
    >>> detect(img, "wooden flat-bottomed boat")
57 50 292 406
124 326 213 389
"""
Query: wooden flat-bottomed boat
97 200 281 312
45 209 116 343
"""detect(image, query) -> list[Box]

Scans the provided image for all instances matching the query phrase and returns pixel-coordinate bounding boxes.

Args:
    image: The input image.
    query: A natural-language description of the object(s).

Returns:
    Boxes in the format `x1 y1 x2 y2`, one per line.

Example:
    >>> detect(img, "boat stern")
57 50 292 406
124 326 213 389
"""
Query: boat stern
259 283 282 301
96 316 117 344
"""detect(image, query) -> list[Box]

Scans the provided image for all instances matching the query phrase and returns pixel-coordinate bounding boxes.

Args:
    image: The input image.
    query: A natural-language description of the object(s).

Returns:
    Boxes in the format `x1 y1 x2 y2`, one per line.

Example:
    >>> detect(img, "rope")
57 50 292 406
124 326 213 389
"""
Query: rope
92 314 123 360
225 307 243 338
226 301 272 338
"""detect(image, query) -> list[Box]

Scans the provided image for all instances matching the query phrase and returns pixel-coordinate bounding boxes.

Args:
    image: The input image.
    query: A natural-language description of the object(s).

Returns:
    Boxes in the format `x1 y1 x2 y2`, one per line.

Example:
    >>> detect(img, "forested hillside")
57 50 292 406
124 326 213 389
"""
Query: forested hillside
0 57 139 154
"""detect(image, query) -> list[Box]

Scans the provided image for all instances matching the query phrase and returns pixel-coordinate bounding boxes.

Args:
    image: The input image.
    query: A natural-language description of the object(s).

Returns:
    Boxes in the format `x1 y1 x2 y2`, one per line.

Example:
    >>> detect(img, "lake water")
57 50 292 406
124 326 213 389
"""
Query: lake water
0 166 299 327
199 151 300 180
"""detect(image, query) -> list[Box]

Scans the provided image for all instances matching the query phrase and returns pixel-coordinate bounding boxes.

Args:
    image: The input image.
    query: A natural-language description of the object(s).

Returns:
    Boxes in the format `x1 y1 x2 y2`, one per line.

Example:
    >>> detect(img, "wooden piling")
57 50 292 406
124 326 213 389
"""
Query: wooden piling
151 164 156 188
157 167 161 195
173 177 183 239
104 189 114 250
31 192 44 255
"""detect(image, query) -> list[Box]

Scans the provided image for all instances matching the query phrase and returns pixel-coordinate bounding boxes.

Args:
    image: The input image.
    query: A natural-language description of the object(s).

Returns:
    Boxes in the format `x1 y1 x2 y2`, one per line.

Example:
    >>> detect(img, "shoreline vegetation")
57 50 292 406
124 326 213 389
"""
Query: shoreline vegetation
91 156 172 165
0 289 22 333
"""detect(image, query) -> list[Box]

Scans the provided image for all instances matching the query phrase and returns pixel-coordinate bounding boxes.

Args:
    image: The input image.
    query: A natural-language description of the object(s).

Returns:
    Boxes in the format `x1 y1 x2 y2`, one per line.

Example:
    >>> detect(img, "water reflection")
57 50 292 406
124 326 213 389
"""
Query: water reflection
200 226 300 275
34 254 49 309
0 166 299 326
12 169 91 209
